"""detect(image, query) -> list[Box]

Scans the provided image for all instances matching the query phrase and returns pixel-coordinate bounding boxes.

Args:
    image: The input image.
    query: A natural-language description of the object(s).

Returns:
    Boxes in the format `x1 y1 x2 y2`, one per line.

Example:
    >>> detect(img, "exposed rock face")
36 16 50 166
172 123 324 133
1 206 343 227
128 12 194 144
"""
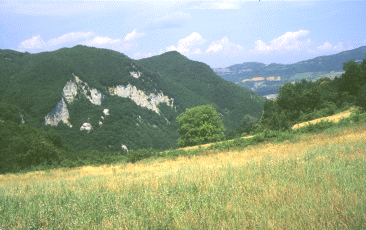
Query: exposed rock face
80 123 93 132
108 84 174 114
103 109 109 116
121 144 128 152
45 74 104 127
67 74 104 105
130 71 141 79
44 98 72 127
62 80 78 103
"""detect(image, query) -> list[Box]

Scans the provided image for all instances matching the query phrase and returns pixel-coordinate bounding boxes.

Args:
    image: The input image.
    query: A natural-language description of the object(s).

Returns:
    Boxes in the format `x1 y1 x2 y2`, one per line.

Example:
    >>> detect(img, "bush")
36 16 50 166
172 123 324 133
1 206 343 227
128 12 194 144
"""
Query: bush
126 149 156 163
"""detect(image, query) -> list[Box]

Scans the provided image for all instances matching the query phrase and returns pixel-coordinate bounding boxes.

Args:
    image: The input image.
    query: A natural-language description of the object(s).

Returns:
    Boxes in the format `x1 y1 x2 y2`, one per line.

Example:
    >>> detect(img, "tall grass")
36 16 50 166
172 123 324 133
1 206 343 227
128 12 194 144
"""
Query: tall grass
1 125 366 229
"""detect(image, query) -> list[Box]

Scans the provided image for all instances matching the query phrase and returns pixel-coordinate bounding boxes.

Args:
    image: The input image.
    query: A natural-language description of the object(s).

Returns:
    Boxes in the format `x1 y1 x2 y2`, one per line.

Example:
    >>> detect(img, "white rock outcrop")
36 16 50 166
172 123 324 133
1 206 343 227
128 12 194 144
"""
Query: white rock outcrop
108 84 174 114
121 144 128 152
63 74 104 105
44 74 105 127
130 71 141 79
44 98 72 127
62 80 78 103
103 109 109 116
80 123 93 132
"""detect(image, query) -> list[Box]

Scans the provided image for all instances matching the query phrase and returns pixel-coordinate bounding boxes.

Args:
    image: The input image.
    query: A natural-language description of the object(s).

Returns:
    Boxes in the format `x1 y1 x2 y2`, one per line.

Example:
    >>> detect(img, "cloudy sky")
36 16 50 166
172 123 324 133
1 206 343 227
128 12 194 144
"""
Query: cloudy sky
1 0 366 68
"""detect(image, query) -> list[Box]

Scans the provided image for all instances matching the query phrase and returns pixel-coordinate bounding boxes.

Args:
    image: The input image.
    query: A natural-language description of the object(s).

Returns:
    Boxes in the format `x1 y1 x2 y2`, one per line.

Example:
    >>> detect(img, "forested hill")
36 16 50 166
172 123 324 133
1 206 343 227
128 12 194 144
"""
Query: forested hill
214 46 366 97
137 51 265 131
0 46 265 173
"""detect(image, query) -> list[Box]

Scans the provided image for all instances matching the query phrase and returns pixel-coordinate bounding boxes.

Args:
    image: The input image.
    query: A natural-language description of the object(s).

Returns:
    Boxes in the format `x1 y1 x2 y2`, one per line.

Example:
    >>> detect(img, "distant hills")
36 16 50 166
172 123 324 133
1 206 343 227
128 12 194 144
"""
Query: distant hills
0 46 265 153
213 46 366 98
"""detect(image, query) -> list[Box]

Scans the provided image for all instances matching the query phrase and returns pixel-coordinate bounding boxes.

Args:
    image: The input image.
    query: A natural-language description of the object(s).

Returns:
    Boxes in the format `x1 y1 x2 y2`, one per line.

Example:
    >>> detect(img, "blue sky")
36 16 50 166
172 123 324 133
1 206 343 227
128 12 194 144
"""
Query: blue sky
1 0 366 68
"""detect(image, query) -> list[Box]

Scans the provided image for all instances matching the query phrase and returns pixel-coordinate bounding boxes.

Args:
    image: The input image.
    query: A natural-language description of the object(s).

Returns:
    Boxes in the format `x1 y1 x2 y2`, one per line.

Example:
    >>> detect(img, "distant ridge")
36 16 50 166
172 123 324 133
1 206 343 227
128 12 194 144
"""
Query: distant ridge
214 46 366 97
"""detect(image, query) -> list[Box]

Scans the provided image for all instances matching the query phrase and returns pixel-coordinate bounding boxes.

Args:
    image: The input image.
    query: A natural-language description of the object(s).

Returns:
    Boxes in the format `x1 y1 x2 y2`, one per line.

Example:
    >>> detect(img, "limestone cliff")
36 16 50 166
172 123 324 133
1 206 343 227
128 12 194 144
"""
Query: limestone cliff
108 84 174 114
43 98 72 127
45 74 105 127
63 74 104 105
44 73 174 128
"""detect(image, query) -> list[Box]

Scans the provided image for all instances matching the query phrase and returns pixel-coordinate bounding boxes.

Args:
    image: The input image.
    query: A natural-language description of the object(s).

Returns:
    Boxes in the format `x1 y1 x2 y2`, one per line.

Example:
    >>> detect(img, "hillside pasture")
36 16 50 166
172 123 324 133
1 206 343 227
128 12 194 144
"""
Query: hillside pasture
1 122 365 229
292 107 356 130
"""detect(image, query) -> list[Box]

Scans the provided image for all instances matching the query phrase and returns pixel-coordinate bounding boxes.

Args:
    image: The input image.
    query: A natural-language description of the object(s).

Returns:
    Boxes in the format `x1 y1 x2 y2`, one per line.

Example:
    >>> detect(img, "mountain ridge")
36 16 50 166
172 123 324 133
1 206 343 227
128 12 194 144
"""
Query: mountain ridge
213 46 366 97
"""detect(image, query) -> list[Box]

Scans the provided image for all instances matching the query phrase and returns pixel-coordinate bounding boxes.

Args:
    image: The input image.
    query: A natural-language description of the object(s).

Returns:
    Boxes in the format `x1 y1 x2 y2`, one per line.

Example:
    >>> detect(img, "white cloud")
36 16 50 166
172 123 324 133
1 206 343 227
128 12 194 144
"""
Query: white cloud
47 32 94 46
253 40 270 52
317 41 344 51
317 42 332 50
178 32 207 50
166 32 207 55
252 30 310 54
83 36 121 46
18 32 95 50
18 30 144 53
206 37 244 54
124 29 145 41
18 35 46 49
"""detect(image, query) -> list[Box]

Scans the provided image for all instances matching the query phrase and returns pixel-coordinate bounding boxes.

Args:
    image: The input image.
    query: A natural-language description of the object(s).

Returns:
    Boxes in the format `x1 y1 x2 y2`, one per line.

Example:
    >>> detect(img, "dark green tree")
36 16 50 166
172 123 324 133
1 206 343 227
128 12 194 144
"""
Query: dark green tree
338 59 366 95
176 105 225 147
255 99 291 131
356 83 366 111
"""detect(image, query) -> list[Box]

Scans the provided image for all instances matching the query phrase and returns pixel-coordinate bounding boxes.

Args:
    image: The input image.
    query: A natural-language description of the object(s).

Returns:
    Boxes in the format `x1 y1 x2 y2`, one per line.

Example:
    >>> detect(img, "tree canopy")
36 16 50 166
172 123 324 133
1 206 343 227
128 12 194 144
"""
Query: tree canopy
176 105 225 147
255 58 366 131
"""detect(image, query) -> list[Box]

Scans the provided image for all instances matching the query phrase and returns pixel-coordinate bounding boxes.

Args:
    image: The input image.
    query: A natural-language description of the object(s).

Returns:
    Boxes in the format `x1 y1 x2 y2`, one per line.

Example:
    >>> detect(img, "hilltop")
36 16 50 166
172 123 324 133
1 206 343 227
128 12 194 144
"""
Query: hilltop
137 51 265 131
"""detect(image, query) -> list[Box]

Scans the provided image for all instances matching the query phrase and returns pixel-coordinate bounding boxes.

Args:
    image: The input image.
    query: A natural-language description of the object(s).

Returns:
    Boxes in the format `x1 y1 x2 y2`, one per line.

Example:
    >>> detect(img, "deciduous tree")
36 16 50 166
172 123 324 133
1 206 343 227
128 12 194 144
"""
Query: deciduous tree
176 105 225 147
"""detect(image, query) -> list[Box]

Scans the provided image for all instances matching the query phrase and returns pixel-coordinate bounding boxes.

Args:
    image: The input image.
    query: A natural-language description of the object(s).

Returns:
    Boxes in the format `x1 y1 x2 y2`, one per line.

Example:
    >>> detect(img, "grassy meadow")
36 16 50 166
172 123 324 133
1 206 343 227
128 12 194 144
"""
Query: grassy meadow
1 123 366 229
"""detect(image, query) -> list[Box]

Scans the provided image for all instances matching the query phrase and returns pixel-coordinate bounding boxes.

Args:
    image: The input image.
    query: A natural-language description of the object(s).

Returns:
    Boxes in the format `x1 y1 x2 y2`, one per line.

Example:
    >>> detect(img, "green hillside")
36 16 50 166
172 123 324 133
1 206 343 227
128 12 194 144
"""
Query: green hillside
214 46 366 97
137 51 265 132
0 46 264 173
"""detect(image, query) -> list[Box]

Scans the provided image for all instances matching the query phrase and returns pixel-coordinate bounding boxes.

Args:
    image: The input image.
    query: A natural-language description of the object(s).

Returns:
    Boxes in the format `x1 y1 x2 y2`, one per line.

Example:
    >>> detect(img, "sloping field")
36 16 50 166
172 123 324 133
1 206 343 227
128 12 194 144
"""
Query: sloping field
181 135 255 151
292 107 356 130
1 123 365 229
182 108 356 151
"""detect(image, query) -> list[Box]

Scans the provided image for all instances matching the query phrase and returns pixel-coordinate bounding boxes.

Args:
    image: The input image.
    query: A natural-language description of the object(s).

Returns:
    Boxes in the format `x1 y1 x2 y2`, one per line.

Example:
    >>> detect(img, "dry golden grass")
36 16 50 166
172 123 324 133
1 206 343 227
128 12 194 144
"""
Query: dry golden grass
1 123 365 229
292 107 356 129
1 124 364 188
180 135 255 151
242 77 265 82
266 76 281 81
